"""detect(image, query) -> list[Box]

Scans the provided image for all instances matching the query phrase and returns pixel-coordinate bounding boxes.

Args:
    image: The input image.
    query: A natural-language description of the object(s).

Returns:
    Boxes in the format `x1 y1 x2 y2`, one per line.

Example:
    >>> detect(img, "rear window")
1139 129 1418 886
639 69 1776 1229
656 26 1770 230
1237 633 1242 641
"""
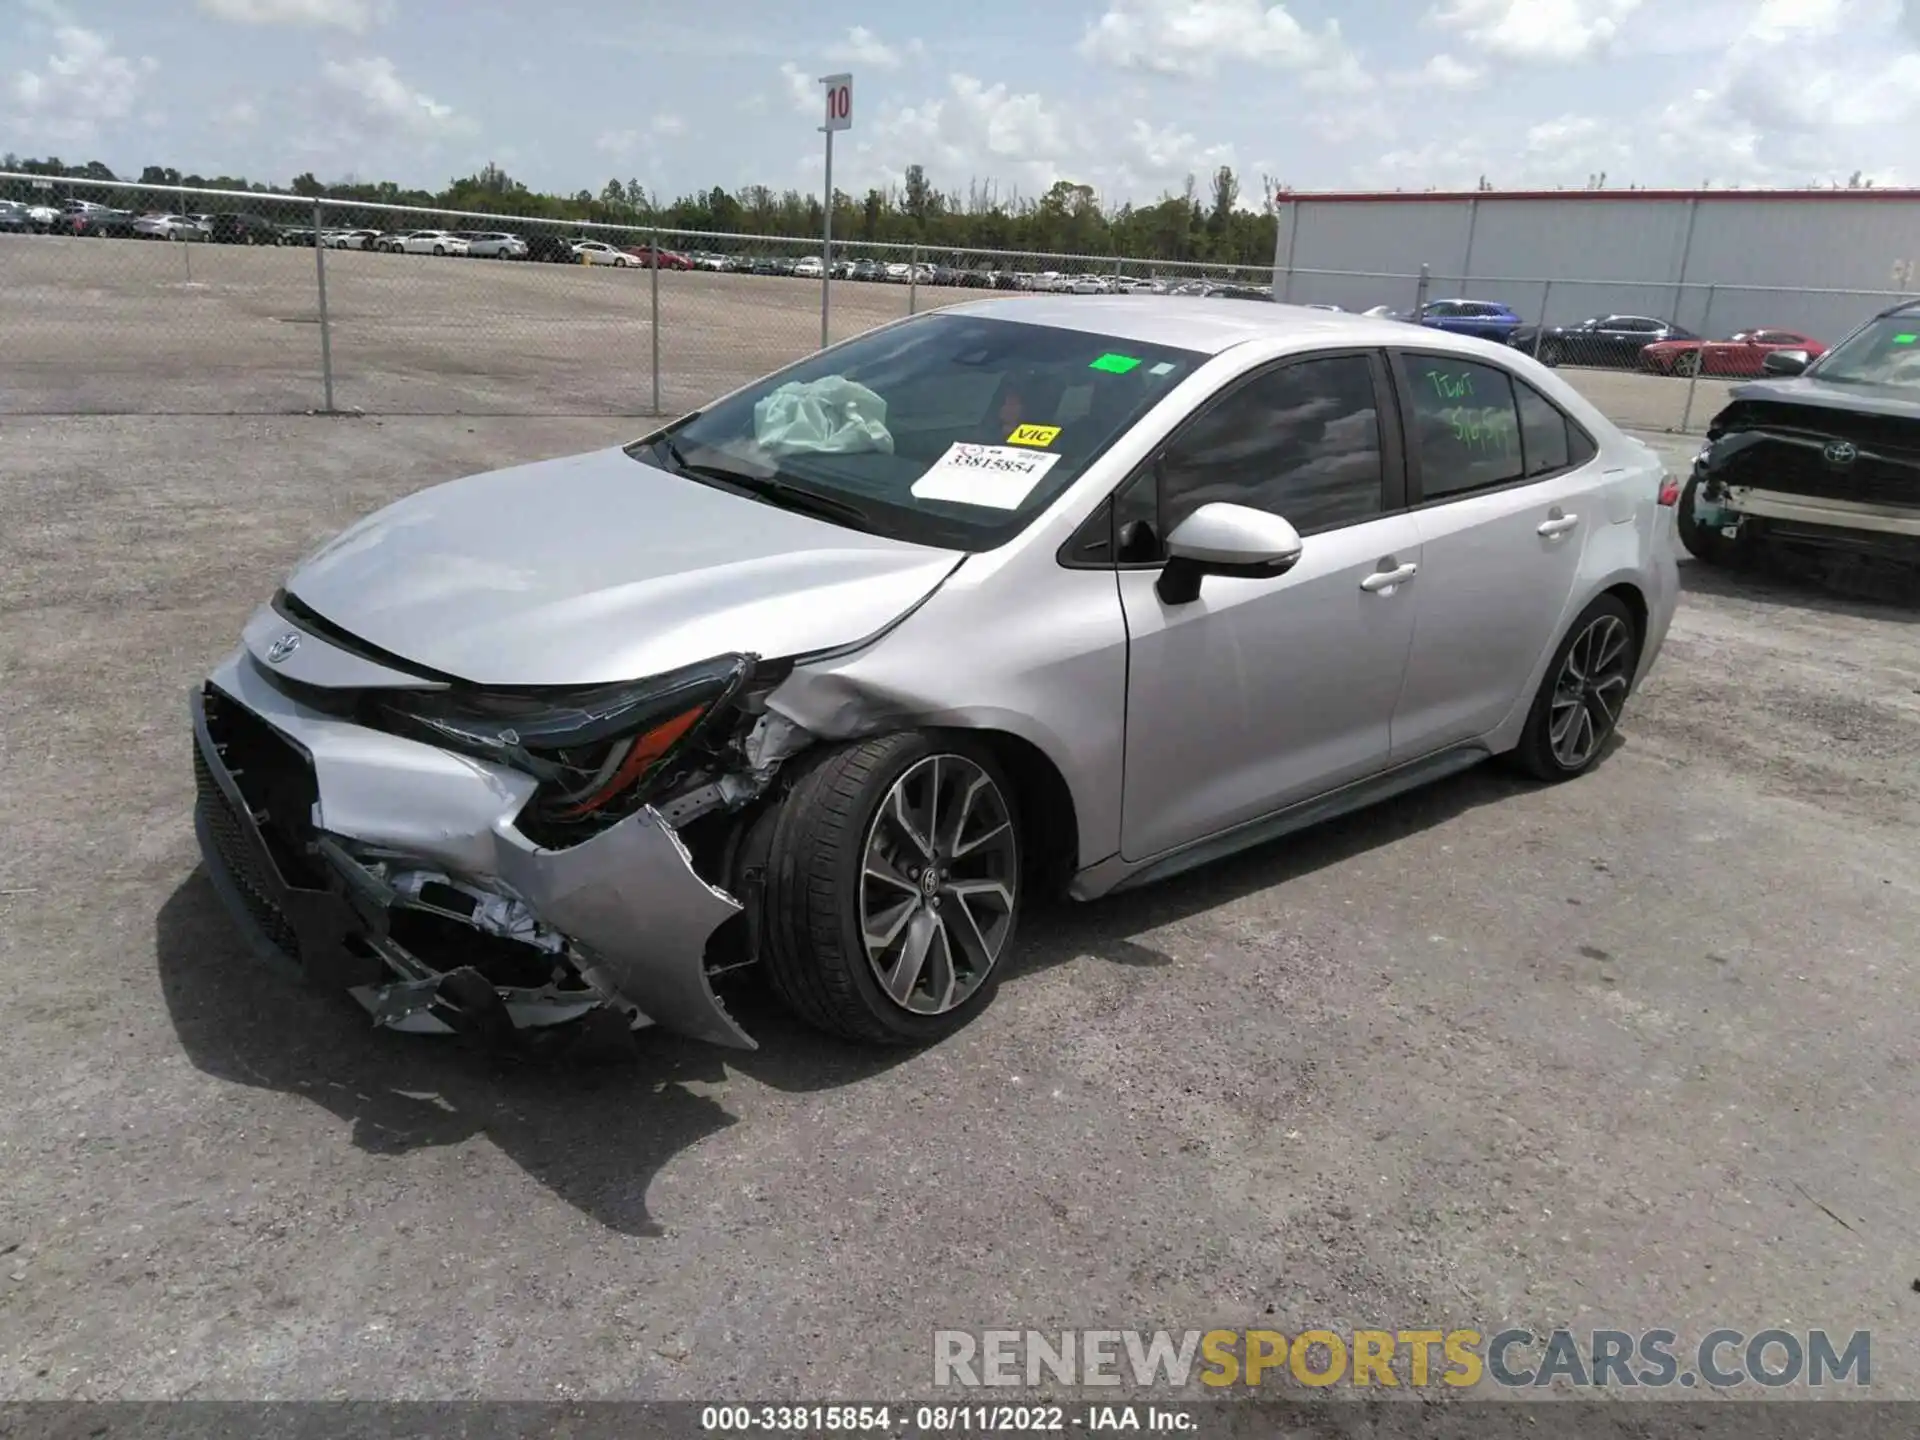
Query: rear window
634 313 1206 550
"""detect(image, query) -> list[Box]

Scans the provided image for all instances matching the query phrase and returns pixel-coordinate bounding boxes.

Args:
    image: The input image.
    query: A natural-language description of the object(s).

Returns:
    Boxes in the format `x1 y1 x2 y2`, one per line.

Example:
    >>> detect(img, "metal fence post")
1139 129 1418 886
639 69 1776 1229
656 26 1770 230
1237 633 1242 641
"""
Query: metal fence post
650 227 663 415
1679 282 1714 434
312 198 335 413
1414 262 1431 316
909 245 919 315
1533 277 1552 359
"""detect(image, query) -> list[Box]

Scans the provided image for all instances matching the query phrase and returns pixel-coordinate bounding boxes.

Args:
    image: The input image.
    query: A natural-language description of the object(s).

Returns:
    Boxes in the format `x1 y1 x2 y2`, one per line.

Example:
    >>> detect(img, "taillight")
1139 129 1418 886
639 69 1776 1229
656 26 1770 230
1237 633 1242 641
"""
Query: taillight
1657 474 1681 507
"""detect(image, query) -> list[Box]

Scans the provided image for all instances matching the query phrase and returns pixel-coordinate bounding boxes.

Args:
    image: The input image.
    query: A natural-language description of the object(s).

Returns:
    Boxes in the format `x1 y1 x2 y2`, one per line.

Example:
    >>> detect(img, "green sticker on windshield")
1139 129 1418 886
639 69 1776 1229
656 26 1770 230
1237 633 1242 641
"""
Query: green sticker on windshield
1895 333 1917 345
1089 352 1142 374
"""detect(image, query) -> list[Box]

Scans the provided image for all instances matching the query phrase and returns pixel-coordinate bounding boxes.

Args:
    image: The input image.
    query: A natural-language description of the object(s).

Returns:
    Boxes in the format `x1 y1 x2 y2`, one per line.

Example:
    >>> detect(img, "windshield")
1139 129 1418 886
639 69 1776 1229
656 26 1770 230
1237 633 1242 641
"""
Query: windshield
1809 315 1920 387
630 313 1206 550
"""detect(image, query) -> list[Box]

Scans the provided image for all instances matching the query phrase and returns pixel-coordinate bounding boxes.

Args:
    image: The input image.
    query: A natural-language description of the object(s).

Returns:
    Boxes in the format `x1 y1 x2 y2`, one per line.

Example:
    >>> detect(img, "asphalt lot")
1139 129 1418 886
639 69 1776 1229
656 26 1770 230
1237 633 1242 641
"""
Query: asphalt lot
2 396 1916 1403
0 234 1738 432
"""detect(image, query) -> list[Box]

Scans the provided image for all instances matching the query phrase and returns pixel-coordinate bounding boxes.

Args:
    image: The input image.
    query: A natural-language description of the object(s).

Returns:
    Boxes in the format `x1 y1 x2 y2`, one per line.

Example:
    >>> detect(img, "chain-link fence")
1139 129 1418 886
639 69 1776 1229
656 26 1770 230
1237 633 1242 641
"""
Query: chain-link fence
2 171 1908 433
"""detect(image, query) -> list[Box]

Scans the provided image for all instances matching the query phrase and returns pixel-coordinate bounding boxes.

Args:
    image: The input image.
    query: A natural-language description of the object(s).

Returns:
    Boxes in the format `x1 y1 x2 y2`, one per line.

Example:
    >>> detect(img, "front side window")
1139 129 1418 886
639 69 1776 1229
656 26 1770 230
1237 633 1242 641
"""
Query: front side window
635 313 1206 550
1157 354 1385 535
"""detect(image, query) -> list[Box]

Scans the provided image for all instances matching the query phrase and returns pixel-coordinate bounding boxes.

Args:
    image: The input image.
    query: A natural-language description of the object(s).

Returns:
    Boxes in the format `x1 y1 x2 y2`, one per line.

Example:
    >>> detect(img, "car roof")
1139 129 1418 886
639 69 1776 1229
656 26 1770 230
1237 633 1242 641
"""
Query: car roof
933 294 1495 357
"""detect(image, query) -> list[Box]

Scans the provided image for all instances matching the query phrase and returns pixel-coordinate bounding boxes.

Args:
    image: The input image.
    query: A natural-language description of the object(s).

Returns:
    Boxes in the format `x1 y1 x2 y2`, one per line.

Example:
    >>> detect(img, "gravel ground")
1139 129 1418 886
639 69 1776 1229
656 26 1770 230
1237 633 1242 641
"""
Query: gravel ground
0 402 1914 1405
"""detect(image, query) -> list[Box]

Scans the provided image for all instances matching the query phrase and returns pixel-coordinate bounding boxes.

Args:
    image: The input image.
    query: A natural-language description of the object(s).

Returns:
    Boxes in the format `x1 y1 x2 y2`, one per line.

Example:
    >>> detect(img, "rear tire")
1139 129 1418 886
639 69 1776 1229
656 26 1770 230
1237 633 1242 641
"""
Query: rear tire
759 732 1023 1047
1508 595 1641 783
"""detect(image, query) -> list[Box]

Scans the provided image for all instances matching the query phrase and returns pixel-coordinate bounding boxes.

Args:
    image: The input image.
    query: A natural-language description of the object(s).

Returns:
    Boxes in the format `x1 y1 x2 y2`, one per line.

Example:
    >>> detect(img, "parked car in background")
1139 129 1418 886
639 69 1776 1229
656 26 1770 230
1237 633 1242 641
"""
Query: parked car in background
570 239 633 266
23 201 59 229
49 207 140 238
1681 301 1920 580
208 213 283 245
792 256 823 278
328 228 383 250
1512 315 1698 369
623 243 693 270
278 226 320 247
523 234 576 263
0 200 32 233
1401 299 1524 344
394 230 469 256
133 213 209 241
462 231 529 259
1641 329 1826 378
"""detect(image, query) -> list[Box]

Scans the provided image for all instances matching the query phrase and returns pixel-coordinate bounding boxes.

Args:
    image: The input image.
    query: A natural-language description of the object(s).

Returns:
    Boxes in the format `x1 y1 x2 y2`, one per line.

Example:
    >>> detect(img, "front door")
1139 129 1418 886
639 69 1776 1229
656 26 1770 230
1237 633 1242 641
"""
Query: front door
1118 351 1421 862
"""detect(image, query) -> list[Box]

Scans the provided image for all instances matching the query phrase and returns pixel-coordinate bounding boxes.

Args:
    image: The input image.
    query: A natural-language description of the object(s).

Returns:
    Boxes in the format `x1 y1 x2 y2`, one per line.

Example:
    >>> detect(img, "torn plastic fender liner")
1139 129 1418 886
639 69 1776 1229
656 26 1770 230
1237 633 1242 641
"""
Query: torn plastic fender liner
494 805 751 1050
202 648 756 1050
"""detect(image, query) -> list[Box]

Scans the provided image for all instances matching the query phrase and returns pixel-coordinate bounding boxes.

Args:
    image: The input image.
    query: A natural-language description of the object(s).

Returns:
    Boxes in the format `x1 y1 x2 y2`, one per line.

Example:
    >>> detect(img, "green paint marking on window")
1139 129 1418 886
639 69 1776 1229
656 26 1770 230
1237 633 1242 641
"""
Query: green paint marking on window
1894 333 1917 345
1089 353 1142 374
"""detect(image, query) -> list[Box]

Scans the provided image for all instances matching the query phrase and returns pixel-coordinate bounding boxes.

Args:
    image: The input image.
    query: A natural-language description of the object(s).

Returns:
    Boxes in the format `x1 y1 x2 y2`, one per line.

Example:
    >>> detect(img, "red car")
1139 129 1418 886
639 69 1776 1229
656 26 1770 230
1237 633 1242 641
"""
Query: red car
1640 329 1825 378
620 244 694 270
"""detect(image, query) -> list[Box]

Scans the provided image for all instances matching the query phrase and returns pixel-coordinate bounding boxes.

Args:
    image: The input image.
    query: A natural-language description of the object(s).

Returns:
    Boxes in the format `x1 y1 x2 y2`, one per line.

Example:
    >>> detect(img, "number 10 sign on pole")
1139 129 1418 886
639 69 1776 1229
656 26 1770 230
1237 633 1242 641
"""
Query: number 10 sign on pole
819 72 851 350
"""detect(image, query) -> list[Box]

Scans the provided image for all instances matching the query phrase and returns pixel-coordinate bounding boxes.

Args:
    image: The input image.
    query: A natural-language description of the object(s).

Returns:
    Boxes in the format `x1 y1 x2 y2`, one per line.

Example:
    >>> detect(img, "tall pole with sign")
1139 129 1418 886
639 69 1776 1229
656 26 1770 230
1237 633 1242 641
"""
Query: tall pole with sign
819 72 852 351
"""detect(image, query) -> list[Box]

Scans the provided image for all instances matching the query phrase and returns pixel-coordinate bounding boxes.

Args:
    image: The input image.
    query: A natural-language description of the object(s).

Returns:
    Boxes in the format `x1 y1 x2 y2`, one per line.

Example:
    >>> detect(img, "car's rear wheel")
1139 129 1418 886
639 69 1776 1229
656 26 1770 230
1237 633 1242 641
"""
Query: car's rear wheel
759 732 1022 1046
1538 340 1563 367
1674 350 1702 378
1509 595 1641 782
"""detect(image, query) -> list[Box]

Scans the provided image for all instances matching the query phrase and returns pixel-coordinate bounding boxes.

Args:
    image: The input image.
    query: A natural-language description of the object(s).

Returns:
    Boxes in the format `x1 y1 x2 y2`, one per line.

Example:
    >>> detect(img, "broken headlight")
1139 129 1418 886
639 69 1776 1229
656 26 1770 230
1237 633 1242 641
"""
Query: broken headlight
371 653 757 822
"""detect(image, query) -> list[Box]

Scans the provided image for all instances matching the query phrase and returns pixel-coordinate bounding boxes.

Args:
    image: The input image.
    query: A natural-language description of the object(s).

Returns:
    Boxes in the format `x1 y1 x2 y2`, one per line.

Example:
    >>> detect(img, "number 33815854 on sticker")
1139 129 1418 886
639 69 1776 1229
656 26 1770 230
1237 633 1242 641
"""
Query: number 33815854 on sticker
911 443 1063 509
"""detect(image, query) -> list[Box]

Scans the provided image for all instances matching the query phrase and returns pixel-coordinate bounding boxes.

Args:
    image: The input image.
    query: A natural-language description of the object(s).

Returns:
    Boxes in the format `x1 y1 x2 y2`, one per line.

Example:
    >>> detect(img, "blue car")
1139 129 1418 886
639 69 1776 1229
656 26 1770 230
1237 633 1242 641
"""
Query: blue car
1401 298 1524 344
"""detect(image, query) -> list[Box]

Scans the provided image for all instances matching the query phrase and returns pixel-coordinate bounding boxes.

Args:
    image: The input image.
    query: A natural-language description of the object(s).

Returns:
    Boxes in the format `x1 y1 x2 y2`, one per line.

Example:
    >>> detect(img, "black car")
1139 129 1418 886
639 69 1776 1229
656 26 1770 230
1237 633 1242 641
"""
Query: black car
520 234 575 262
1509 314 1697 369
850 258 883 282
1681 301 1920 583
0 200 31 233
48 206 139 238
208 213 284 245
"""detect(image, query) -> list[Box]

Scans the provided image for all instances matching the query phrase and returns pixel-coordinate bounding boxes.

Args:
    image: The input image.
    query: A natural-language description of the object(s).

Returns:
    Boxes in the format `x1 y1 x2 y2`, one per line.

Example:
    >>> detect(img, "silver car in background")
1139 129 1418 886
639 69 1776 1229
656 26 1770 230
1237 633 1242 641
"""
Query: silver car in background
190 299 1679 1055
460 231 529 259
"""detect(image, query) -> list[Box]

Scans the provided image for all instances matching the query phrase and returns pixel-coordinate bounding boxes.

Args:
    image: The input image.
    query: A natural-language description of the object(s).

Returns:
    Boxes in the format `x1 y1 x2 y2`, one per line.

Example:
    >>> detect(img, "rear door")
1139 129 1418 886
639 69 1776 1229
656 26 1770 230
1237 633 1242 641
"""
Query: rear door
1387 350 1611 759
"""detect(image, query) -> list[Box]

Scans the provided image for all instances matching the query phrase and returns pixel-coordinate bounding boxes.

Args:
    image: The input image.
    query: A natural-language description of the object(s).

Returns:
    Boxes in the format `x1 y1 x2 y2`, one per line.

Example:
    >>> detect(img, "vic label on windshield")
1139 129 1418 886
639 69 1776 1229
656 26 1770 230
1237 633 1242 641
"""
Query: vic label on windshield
910 443 1063 510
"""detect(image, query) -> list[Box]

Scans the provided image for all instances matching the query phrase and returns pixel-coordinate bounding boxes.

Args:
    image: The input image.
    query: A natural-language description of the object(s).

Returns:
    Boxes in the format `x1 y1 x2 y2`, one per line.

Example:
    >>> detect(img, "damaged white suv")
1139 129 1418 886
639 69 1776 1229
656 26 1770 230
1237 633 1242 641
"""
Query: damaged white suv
191 298 1677 1052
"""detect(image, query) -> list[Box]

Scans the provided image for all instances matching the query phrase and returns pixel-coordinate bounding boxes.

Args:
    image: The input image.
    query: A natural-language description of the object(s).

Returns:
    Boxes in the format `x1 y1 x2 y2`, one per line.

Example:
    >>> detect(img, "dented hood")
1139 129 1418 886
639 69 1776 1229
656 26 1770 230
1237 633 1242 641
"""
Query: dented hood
284 446 965 687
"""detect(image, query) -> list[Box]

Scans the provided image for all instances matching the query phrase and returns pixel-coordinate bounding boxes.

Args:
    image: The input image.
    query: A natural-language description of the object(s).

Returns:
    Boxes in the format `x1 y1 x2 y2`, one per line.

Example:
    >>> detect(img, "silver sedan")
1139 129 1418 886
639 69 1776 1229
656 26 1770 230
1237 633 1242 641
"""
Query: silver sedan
189 299 1679 1054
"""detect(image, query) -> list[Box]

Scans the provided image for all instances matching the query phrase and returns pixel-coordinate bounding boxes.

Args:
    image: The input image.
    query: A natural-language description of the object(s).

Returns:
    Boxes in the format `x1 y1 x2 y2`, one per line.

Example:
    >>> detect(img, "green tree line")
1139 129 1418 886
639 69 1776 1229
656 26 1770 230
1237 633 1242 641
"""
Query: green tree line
0 153 1283 265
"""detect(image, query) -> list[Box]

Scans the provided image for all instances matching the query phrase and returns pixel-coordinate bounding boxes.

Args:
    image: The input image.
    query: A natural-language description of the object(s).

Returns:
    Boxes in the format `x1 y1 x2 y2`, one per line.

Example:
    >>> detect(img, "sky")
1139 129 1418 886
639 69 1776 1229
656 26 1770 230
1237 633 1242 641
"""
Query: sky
5 0 1920 208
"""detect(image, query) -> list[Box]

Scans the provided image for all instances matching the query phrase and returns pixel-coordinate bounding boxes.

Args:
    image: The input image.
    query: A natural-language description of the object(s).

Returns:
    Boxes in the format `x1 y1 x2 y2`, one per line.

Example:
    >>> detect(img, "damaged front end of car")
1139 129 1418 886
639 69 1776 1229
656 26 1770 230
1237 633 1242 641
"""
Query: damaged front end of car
189 599 818 1053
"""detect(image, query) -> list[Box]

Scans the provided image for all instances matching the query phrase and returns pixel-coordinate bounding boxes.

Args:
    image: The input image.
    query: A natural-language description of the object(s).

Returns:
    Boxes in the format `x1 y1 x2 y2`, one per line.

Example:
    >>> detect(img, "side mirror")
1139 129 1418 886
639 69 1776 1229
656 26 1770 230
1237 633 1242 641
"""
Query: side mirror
1762 349 1811 376
1156 503 1304 605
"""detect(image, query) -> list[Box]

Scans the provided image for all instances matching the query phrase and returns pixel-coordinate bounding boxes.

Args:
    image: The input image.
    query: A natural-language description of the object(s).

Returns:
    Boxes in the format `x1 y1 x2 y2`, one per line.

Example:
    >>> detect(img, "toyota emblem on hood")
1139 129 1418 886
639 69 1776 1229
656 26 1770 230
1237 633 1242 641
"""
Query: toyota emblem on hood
265 631 301 664
1823 440 1858 467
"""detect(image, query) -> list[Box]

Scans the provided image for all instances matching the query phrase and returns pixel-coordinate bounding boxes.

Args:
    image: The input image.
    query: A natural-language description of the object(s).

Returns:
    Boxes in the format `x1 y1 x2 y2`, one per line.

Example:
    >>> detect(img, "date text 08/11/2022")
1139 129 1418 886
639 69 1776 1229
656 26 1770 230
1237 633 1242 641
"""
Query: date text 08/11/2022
699 1404 1193 1433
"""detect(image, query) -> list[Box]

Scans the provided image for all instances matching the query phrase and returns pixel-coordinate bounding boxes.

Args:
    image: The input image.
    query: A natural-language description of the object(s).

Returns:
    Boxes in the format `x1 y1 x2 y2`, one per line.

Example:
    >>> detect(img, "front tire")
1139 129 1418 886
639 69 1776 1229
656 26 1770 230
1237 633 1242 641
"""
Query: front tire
1674 350 1702 378
760 732 1023 1046
1509 595 1641 782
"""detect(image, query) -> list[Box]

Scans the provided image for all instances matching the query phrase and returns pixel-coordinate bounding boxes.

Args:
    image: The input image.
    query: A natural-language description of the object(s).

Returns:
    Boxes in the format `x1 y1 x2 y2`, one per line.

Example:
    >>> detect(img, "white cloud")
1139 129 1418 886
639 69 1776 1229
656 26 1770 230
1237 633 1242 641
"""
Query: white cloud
197 0 376 32
1429 0 1644 62
7 21 156 149
1745 0 1846 44
1390 52 1487 89
1079 0 1370 85
320 56 462 140
653 113 686 138
594 114 685 159
778 61 817 116
823 26 923 69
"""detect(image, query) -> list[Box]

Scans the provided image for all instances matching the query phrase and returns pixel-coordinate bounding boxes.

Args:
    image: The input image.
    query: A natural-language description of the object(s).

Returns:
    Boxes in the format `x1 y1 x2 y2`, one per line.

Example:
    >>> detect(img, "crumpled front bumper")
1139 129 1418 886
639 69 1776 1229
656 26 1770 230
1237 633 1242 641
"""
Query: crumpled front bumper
189 648 756 1049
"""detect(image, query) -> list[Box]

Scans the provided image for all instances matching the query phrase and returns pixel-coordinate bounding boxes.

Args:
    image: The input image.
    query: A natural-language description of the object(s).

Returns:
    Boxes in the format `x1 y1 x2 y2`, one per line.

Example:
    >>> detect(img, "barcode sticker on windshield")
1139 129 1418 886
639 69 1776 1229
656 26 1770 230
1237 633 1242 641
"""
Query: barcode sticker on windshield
911 443 1063 509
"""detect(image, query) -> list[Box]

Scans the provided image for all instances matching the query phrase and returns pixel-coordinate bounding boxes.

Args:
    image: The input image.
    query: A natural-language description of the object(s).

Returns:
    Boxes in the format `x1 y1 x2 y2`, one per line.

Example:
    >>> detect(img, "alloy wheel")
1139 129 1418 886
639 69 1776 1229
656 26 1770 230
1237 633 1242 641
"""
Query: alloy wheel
858 755 1019 1016
1549 614 1633 770
1675 351 1701 377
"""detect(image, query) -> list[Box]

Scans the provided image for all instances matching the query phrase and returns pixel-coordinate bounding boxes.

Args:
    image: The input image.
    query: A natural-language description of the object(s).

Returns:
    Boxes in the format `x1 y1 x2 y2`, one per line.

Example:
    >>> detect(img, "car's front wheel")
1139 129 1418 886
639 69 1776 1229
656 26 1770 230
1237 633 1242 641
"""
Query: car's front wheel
759 732 1023 1046
1674 350 1702 377
1509 594 1641 782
